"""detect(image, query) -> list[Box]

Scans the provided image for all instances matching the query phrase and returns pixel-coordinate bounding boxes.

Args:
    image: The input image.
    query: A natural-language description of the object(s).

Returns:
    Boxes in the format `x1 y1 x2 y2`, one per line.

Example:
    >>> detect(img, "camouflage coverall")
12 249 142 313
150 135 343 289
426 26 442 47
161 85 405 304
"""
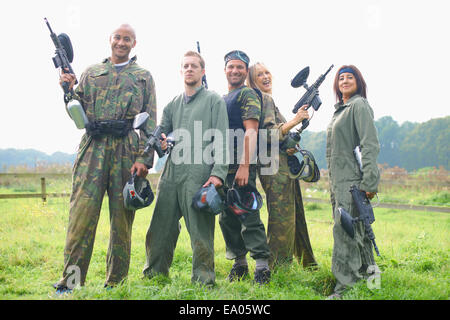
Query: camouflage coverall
258 93 317 268
56 56 156 288
326 94 380 294
143 86 229 285
219 86 271 262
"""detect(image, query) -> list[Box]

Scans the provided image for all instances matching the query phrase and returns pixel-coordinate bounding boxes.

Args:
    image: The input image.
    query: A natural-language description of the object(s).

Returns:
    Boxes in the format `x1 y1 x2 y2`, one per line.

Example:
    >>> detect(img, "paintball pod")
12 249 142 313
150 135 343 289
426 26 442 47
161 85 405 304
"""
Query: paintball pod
280 65 334 151
45 18 77 103
338 185 380 256
196 41 208 89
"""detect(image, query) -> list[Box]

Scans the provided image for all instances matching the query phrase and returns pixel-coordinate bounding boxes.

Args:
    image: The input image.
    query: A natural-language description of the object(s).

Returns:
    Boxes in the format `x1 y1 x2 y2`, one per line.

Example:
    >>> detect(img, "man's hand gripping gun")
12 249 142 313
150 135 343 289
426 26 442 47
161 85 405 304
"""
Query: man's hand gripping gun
143 126 175 158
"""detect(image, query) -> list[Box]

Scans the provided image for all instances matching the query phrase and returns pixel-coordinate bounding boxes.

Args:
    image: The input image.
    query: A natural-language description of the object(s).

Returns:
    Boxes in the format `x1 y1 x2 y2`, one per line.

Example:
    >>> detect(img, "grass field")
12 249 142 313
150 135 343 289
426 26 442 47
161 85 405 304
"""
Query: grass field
0 187 448 301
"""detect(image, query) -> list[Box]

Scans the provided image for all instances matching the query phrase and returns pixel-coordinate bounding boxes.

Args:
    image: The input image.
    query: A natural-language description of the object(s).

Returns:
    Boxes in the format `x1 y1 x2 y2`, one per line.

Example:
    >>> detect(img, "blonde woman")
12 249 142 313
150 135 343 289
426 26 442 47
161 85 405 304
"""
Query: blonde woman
247 62 317 268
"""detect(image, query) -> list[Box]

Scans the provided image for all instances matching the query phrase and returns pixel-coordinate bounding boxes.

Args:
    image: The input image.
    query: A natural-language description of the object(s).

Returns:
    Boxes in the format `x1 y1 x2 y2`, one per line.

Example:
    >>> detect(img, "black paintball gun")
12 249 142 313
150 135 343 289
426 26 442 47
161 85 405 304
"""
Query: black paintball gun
144 126 165 158
338 185 380 256
45 18 78 103
45 18 90 129
196 41 208 89
281 65 334 151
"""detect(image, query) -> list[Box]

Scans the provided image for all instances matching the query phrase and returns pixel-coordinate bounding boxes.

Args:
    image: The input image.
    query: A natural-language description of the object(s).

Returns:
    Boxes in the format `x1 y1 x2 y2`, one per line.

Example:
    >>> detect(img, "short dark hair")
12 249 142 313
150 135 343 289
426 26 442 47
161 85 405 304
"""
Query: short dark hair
333 65 367 103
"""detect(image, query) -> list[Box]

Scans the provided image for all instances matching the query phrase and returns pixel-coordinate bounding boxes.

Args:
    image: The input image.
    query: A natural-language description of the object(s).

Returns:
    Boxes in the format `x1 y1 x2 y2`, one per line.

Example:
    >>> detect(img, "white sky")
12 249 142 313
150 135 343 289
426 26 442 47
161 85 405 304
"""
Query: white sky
0 0 448 154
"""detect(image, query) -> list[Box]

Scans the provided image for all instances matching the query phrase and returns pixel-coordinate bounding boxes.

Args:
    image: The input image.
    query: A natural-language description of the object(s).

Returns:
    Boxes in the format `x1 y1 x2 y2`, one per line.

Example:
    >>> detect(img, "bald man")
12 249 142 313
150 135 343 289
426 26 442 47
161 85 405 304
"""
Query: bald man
54 24 157 293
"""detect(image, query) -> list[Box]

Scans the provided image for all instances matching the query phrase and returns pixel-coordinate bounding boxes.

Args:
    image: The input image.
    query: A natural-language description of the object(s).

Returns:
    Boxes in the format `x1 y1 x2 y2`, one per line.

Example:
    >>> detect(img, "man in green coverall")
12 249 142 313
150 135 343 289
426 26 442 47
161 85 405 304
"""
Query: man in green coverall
54 24 156 293
219 50 271 284
143 51 229 286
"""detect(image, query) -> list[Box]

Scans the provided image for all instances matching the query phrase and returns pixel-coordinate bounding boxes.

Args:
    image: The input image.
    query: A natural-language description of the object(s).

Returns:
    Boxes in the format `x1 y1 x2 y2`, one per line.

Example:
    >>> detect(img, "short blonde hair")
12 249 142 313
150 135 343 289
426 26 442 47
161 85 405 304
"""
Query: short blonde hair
183 51 205 69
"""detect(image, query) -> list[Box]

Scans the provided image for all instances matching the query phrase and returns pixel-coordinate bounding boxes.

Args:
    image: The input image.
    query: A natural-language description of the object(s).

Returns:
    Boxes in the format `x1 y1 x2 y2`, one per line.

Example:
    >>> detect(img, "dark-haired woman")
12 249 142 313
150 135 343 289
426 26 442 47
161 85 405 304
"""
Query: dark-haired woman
326 65 380 299
247 62 317 269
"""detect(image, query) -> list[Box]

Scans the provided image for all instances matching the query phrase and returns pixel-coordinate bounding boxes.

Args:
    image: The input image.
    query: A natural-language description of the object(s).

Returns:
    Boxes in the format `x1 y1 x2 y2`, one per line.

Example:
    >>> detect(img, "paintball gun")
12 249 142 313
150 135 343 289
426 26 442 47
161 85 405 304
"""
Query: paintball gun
140 116 175 158
45 18 89 129
144 126 165 158
280 65 334 151
196 41 208 89
45 18 78 102
338 184 380 256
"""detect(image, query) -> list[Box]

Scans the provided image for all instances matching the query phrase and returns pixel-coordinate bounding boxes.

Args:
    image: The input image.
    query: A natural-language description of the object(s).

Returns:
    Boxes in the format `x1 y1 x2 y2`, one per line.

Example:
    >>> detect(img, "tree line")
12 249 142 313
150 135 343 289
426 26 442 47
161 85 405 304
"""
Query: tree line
300 116 449 171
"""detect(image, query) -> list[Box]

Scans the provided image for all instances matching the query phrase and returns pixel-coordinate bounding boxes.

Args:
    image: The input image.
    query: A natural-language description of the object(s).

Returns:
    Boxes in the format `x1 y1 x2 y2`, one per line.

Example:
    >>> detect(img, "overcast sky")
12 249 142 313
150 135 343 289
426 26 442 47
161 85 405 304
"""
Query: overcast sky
0 0 448 155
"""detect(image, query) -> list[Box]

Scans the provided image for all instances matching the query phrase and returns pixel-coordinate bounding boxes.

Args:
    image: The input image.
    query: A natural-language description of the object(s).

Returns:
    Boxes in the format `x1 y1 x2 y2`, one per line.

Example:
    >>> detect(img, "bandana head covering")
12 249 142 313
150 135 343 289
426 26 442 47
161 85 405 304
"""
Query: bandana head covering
224 50 250 67
339 67 356 75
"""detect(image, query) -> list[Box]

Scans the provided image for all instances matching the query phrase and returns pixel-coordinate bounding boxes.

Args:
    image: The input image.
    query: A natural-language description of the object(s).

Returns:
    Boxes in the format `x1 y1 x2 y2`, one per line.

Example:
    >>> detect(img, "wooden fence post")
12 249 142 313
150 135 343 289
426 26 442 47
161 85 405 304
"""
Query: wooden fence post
41 177 46 203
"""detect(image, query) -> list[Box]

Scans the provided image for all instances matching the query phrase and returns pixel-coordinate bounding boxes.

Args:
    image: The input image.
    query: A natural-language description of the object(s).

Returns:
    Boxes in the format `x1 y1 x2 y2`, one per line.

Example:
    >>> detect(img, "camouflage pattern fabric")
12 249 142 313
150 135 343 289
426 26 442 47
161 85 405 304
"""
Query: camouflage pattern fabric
56 56 156 288
258 93 317 268
227 86 261 173
326 94 380 294
235 86 261 122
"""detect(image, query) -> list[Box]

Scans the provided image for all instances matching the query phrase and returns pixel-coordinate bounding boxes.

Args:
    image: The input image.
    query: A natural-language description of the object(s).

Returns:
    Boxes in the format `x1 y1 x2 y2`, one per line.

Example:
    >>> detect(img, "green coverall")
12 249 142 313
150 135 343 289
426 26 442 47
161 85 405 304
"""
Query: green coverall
143 86 229 285
326 94 380 294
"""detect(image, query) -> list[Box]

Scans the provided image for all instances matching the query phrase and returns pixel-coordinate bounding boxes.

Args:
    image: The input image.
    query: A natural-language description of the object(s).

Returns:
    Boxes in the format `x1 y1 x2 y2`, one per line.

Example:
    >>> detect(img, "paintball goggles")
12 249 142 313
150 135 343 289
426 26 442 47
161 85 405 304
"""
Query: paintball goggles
287 148 320 182
123 171 154 211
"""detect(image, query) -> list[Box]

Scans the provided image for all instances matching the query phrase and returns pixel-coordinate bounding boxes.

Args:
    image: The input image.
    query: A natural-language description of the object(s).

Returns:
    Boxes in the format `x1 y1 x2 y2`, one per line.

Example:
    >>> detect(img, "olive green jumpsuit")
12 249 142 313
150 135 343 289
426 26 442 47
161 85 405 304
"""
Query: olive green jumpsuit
143 87 229 285
326 94 380 294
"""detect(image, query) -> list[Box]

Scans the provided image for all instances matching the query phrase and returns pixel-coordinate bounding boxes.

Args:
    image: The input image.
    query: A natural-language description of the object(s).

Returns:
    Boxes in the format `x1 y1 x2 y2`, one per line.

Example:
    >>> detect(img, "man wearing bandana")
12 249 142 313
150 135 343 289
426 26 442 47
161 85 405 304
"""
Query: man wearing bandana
219 50 271 285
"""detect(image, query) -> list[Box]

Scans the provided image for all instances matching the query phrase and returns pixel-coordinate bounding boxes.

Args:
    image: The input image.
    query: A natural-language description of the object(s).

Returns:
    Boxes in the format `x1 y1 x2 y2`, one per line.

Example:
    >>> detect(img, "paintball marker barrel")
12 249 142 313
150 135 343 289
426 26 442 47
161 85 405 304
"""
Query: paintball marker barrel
196 41 208 89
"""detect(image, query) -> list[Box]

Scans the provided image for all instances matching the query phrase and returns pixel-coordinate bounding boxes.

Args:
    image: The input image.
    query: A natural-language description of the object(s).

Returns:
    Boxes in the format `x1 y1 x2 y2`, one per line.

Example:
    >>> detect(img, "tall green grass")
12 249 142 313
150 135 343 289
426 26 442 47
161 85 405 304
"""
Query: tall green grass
0 195 448 300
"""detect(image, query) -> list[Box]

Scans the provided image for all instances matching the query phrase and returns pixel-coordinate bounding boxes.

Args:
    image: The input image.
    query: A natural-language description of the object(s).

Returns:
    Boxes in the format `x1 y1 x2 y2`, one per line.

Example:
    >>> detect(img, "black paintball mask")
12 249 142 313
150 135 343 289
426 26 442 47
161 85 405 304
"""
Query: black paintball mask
287 149 320 182
225 183 263 220
122 172 154 211
192 184 225 215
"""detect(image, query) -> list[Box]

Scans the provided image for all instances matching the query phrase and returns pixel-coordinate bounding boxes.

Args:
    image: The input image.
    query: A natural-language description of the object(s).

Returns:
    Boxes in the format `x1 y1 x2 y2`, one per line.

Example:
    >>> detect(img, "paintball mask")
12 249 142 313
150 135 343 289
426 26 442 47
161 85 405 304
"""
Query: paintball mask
287 149 320 182
226 184 263 220
123 172 154 211
192 184 225 215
